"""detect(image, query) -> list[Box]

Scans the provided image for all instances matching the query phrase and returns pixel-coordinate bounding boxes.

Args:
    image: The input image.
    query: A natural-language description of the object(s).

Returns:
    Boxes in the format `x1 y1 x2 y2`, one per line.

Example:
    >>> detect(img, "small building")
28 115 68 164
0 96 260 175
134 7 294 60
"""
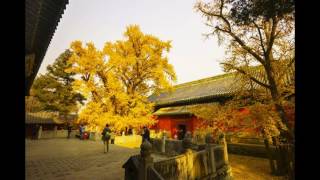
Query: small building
149 73 236 138
25 112 64 139
149 65 294 138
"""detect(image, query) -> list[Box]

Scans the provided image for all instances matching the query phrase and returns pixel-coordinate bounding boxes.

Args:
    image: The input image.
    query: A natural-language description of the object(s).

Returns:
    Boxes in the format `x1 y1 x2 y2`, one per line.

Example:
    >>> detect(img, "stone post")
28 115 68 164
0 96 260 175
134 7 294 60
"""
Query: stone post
185 148 194 179
161 131 166 153
218 133 232 180
182 131 192 152
217 133 229 164
182 132 194 179
219 133 229 165
37 125 42 139
205 133 216 176
139 140 153 180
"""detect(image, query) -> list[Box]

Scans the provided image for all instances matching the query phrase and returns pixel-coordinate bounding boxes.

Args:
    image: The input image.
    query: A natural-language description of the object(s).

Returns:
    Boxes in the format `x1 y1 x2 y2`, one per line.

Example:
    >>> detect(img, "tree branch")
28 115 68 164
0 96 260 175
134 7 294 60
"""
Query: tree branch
266 18 278 57
219 0 231 30
253 21 267 57
222 62 271 89
216 26 265 65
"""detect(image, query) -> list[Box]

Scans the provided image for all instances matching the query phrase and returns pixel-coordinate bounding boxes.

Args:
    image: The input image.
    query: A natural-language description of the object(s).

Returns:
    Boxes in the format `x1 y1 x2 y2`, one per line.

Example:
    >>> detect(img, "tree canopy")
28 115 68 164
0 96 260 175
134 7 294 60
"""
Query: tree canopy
67 25 176 132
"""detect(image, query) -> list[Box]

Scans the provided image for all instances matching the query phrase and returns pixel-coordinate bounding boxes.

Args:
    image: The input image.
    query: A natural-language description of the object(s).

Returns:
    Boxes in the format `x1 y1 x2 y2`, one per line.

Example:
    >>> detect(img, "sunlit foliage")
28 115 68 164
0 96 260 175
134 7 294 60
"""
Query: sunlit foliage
189 101 294 142
67 25 176 132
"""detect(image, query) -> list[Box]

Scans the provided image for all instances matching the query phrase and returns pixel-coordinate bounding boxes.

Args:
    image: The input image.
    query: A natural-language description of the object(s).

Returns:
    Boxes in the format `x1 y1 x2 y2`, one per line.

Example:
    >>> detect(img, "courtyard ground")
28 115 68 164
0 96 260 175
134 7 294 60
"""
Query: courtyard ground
229 154 285 180
26 138 285 180
26 139 140 180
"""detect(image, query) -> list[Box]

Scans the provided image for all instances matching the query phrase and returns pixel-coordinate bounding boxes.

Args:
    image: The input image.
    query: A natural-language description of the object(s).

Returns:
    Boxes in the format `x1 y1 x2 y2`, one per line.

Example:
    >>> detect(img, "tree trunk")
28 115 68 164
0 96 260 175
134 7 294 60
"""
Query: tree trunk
264 61 293 141
265 62 293 177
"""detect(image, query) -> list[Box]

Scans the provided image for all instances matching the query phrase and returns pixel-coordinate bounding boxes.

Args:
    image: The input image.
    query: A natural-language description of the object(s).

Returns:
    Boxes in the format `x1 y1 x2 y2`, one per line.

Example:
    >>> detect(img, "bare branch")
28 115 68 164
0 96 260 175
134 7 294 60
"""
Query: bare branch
222 62 271 89
266 18 278 57
218 0 231 30
216 26 266 64
196 4 220 18
253 21 267 57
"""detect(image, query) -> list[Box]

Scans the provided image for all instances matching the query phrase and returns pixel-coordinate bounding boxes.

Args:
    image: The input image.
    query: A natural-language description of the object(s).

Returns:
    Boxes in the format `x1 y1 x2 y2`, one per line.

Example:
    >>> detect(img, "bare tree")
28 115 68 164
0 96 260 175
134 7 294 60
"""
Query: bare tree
195 0 295 140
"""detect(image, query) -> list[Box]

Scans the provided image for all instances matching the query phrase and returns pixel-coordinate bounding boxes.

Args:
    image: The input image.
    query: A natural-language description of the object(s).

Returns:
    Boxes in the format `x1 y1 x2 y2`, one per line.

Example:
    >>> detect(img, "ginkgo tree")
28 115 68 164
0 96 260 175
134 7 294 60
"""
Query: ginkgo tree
66 25 176 133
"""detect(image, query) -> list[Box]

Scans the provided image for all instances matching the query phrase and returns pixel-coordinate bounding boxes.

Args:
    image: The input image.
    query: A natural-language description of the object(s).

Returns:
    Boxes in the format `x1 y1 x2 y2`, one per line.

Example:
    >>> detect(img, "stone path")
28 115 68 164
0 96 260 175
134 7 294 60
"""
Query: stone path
26 139 286 180
26 139 140 180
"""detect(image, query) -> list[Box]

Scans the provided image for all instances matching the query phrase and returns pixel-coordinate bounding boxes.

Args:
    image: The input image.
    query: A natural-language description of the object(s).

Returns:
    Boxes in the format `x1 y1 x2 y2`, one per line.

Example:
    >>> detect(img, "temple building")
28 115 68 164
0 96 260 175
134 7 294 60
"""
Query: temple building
25 112 64 139
148 65 295 139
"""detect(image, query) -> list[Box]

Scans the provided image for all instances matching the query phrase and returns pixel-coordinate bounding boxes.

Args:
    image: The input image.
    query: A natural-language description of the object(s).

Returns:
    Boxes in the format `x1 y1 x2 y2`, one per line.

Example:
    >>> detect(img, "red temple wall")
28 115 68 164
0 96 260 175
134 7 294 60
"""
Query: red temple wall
152 104 294 138
153 115 201 138
156 116 172 133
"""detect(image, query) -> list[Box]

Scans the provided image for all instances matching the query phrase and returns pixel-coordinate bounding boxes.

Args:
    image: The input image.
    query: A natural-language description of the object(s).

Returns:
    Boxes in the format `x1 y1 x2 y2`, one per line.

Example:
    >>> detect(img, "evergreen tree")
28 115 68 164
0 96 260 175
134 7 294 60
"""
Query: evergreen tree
31 50 86 115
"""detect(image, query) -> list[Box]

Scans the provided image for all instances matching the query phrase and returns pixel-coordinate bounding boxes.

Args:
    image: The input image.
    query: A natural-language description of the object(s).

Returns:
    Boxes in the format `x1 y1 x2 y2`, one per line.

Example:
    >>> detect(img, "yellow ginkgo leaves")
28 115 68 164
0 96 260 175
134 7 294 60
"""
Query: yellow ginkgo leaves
67 25 176 133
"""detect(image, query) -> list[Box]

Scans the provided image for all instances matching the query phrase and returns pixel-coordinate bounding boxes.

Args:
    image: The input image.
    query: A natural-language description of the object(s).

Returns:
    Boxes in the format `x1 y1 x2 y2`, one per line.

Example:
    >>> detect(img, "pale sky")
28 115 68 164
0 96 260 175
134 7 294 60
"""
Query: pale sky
38 0 227 84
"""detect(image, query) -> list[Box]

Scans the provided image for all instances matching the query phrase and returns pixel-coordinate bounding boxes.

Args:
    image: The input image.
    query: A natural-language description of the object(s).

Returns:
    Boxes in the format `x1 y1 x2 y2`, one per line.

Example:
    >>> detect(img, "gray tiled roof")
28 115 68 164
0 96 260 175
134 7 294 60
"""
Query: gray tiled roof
153 103 218 116
149 63 294 107
148 73 239 105
26 112 64 124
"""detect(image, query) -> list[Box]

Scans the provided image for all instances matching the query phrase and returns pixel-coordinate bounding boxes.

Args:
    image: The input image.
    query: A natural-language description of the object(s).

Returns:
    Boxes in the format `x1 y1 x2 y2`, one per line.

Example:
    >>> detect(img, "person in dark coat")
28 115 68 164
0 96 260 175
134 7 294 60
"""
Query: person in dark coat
142 126 150 142
67 123 72 139
79 124 83 140
33 124 40 140
128 128 133 135
101 124 111 153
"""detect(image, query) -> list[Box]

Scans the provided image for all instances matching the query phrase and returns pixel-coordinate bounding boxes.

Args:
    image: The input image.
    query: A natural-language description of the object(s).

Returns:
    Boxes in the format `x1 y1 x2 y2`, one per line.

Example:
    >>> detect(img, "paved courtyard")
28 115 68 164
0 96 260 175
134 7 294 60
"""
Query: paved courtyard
26 139 140 180
26 138 284 180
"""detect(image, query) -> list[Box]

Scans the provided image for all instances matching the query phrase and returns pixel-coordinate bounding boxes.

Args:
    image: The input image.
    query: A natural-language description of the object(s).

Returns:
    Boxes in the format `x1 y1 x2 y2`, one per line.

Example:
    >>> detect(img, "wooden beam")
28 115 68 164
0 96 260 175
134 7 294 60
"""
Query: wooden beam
25 53 36 78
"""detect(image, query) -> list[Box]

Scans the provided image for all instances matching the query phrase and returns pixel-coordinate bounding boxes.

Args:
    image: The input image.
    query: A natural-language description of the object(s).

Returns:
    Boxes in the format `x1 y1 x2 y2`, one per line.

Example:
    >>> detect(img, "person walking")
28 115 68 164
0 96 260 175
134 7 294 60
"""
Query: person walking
101 124 111 153
79 124 83 140
67 123 72 139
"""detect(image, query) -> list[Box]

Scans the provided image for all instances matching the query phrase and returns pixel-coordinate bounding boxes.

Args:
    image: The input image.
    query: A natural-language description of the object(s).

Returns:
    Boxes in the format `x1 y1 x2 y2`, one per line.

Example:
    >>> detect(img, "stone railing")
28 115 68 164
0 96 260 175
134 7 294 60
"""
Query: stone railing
147 166 164 180
150 138 184 156
152 134 277 159
123 154 141 180
226 136 265 144
227 143 277 159
153 153 188 179
123 132 232 180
